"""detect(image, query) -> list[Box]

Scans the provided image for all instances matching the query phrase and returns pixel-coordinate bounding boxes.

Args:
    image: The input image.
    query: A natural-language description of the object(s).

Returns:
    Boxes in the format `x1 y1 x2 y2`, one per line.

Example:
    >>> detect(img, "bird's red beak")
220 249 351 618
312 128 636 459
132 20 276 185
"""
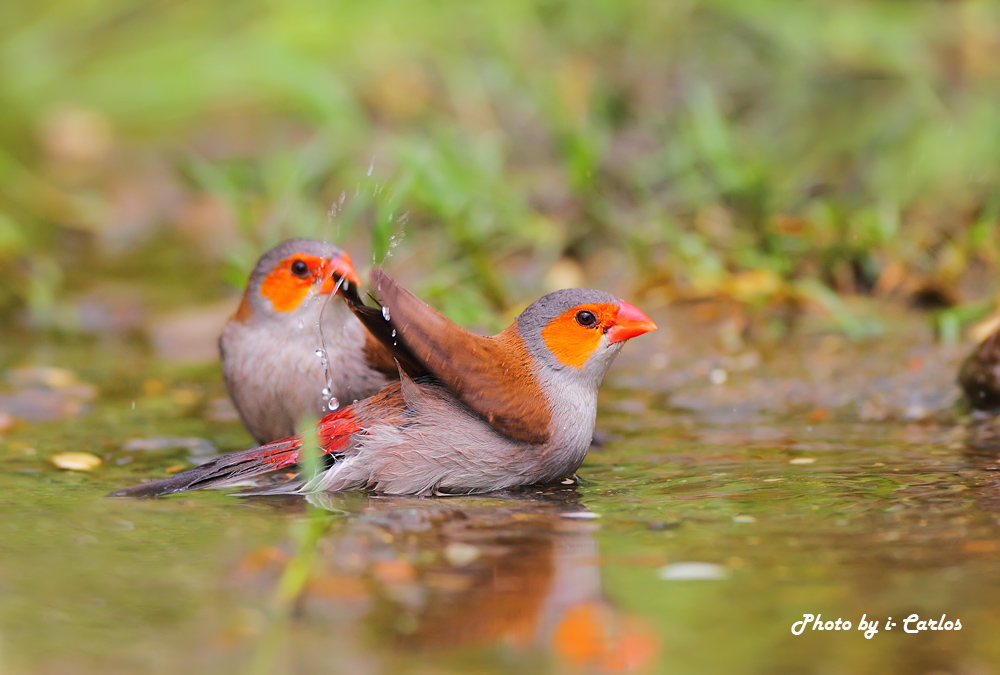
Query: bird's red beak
319 254 360 294
607 301 657 343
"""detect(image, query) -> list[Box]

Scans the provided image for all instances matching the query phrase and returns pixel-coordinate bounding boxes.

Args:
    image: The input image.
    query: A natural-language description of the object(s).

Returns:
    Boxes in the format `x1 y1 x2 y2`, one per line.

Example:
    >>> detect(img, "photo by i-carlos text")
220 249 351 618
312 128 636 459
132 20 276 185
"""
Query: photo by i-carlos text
791 614 963 638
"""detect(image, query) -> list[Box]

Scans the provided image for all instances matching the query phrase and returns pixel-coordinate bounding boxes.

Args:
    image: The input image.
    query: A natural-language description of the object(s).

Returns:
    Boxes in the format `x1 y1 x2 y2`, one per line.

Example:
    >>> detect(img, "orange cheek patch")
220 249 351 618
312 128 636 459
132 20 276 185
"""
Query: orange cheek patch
260 270 312 313
541 303 618 368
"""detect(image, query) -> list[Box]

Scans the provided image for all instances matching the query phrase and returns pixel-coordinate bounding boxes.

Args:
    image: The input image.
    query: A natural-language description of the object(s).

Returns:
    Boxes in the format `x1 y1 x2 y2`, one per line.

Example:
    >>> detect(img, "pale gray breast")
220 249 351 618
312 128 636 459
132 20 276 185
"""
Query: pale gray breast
531 342 621 459
220 300 388 444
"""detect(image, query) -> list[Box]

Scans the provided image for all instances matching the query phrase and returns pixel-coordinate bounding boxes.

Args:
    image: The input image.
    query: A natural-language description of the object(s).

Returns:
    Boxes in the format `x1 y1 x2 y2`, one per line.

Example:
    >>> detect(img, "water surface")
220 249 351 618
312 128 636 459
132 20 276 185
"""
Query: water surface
1 304 998 674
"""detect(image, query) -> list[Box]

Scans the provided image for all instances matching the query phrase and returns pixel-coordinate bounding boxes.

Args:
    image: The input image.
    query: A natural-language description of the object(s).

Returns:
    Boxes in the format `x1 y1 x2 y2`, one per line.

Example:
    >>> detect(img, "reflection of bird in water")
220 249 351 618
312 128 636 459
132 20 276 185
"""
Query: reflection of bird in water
369 492 601 652
252 488 658 671
956 416 1000 520
962 415 1000 471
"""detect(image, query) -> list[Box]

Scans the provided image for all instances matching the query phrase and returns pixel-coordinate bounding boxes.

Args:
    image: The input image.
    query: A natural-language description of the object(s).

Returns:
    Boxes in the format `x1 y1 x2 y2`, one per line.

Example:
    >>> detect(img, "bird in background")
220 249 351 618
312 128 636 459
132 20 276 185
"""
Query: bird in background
113 268 656 497
219 239 396 444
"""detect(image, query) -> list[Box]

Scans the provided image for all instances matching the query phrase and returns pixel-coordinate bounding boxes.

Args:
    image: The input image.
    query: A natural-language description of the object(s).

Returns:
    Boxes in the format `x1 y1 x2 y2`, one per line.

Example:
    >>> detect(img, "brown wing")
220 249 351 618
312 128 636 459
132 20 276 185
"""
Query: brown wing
339 281 426 377
353 269 551 445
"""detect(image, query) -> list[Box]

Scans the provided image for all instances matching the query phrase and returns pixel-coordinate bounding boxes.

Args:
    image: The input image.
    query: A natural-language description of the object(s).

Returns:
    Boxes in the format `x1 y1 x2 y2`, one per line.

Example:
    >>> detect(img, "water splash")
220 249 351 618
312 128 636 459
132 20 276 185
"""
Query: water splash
315 274 347 414
378 214 408 265
367 156 376 177
328 190 350 238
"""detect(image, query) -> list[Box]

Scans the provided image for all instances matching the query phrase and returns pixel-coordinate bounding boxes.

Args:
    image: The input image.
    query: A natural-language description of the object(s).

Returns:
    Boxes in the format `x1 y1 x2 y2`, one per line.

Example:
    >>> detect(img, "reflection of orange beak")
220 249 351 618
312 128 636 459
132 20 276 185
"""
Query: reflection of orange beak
606 301 657 344
319 254 360 294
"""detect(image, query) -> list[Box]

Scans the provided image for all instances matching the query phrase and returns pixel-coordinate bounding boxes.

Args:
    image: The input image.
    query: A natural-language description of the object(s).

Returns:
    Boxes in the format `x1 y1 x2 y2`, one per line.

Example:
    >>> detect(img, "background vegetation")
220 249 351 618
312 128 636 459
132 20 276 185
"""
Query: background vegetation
3 0 1000 332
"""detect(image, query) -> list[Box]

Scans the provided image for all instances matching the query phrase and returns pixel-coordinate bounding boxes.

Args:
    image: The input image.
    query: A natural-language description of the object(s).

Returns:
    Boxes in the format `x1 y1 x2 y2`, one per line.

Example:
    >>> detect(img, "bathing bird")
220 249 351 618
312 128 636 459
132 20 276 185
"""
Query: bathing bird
113 269 656 497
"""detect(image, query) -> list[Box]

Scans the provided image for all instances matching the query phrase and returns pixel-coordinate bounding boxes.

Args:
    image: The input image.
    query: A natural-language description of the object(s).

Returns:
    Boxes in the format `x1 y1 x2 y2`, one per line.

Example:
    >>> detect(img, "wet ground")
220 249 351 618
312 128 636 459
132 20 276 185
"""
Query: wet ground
2 293 1000 674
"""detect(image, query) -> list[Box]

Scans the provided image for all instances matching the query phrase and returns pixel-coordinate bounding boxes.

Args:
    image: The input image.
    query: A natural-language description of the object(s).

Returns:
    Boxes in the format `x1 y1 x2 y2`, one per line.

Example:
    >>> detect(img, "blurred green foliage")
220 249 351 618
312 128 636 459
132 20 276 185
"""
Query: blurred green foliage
2 0 999 324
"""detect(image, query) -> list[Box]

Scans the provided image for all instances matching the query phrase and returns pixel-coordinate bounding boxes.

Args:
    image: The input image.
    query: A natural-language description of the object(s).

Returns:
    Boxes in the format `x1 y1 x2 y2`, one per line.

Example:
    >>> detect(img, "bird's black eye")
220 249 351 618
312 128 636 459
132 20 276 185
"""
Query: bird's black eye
290 260 310 278
575 310 597 327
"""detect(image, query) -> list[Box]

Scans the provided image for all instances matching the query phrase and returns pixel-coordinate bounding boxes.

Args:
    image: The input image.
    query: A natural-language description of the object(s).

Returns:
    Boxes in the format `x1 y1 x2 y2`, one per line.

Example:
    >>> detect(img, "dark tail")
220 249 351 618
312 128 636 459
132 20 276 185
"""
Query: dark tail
108 436 303 498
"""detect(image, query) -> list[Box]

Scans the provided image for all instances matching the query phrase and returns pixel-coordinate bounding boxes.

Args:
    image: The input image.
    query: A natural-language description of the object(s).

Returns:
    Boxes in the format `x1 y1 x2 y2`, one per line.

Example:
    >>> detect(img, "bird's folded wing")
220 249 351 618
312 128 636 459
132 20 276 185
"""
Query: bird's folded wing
350 269 551 445
339 282 425 377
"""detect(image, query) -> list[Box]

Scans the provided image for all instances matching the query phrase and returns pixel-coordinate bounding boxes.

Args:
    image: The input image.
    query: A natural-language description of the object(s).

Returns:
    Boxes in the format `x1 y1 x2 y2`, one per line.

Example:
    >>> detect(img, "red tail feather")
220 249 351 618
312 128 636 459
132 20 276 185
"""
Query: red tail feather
109 408 362 498
318 407 365 452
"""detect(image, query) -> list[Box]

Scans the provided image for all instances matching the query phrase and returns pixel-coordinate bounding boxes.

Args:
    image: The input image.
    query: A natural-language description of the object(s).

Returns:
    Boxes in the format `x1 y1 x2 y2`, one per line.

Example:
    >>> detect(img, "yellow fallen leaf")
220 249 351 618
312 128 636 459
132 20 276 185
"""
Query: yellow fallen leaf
50 452 102 471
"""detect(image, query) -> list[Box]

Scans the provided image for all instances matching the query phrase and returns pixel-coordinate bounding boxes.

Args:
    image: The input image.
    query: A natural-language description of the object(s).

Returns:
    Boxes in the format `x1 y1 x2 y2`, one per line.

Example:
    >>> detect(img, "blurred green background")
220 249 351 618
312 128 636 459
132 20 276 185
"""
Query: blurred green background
2 0 1000 331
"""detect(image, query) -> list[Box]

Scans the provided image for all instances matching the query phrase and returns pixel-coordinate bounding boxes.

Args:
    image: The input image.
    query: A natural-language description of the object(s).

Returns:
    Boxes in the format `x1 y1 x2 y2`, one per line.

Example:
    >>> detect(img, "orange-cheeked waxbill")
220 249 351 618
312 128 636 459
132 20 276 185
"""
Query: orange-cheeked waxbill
219 239 394 444
113 268 657 497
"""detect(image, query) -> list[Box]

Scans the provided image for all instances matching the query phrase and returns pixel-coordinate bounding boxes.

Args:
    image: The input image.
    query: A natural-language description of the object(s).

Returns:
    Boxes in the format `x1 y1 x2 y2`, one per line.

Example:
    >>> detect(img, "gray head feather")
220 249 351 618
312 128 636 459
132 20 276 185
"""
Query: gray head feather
515 288 620 370
249 238 347 285
245 239 348 318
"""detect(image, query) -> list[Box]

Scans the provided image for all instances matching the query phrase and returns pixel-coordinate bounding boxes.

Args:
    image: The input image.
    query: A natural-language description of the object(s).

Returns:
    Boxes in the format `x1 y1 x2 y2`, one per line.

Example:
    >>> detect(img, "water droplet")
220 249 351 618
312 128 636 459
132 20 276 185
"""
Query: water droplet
321 387 332 398
297 320 305 330
367 157 375 176
339 191 346 207
315 349 326 359
382 306 391 321
328 397 340 411
391 329 396 337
